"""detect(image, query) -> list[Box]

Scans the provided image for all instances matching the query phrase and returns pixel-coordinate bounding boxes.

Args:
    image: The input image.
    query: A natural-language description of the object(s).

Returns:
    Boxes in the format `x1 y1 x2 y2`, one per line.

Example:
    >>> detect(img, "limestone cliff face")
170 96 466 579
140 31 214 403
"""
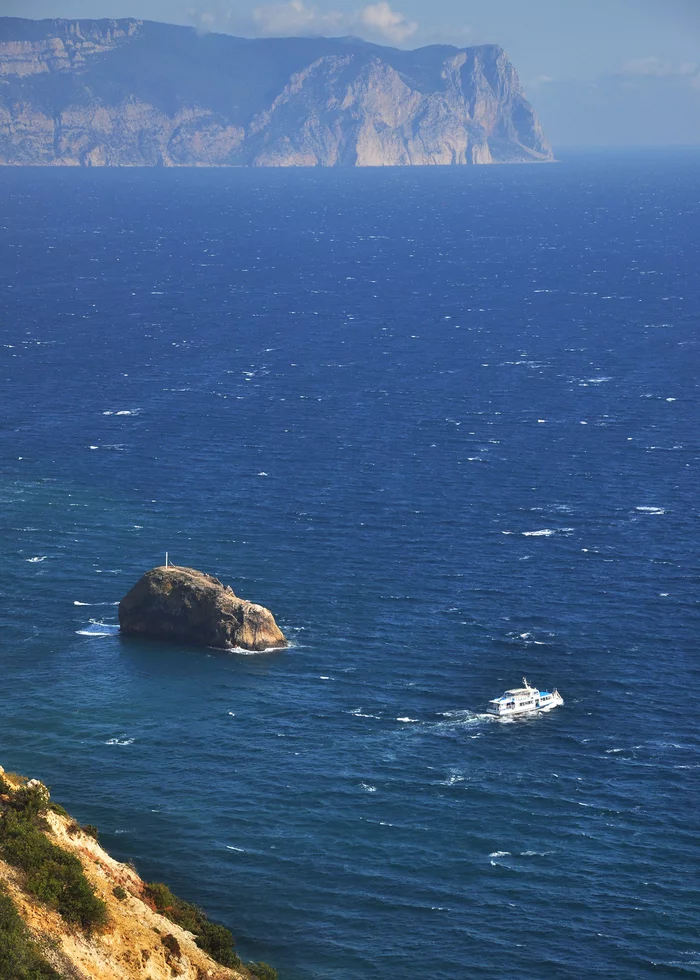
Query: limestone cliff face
0 767 254 980
118 566 287 651
0 18 552 166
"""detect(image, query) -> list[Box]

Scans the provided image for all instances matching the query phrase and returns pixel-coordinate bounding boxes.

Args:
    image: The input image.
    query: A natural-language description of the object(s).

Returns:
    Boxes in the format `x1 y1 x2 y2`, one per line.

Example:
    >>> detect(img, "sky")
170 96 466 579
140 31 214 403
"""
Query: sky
2 0 699 143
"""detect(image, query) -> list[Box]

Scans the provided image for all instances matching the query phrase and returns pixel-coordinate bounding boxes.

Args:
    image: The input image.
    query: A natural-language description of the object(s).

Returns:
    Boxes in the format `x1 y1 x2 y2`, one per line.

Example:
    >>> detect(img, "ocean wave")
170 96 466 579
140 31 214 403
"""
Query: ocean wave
77 620 120 637
105 736 134 746
396 717 419 723
635 506 666 515
26 556 48 562
522 528 574 537
489 851 511 858
360 783 377 793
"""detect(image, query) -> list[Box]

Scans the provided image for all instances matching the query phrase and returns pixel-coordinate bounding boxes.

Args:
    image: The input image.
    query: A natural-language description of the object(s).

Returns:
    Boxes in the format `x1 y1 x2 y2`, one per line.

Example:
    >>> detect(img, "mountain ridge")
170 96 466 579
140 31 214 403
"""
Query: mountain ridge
0 17 553 166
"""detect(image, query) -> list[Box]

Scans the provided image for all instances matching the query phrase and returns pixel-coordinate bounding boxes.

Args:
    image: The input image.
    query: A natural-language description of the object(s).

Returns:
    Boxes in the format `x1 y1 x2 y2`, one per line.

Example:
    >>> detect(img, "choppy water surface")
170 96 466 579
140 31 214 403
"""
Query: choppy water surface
1 153 699 979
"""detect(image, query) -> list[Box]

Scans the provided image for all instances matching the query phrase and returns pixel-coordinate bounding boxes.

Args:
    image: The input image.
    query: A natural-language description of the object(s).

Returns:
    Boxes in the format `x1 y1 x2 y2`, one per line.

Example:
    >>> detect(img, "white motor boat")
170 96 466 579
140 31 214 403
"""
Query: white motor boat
486 677 563 718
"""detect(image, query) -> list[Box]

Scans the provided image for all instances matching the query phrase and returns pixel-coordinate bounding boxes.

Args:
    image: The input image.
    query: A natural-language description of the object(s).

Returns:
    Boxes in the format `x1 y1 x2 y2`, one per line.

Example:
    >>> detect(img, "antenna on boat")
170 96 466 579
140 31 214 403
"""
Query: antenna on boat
523 676 529 689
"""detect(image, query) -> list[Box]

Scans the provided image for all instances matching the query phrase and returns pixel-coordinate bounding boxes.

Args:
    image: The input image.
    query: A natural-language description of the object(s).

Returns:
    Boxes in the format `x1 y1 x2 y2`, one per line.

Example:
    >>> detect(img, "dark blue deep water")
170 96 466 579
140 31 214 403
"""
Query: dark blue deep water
1 152 699 979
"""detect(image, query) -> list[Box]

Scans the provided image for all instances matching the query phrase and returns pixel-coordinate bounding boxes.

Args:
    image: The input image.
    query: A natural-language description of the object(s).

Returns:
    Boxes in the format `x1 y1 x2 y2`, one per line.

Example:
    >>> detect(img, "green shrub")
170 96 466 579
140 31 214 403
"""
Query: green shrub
0 776 11 795
47 802 70 819
0 809 108 931
145 882 240 968
248 961 278 980
112 886 127 901
8 786 49 819
0 883 62 979
81 825 99 842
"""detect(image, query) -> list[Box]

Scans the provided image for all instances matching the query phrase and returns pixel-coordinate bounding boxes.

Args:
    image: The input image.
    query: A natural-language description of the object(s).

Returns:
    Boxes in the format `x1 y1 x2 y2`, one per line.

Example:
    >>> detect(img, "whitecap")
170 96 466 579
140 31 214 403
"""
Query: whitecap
360 783 377 793
226 845 245 852
105 737 134 746
635 506 666 515
27 556 47 562
73 601 90 606
489 851 511 858
228 712 236 717
77 621 119 637
397 717 419 723
522 528 573 537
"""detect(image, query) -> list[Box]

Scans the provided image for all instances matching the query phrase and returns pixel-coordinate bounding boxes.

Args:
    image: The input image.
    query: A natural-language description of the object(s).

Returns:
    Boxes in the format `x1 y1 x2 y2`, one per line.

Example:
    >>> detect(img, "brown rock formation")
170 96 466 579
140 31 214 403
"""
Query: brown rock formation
118 565 287 651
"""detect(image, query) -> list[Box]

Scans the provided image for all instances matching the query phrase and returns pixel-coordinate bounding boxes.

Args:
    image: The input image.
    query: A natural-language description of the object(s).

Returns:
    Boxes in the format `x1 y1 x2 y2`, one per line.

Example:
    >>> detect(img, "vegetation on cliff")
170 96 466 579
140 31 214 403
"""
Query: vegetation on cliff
0 882 61 979
0 768 278 980
0 778 107 931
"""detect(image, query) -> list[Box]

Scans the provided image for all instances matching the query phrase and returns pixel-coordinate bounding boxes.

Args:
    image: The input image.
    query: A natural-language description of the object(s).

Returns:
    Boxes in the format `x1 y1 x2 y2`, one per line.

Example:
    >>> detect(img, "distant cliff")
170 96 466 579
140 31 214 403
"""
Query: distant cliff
0 18 553 167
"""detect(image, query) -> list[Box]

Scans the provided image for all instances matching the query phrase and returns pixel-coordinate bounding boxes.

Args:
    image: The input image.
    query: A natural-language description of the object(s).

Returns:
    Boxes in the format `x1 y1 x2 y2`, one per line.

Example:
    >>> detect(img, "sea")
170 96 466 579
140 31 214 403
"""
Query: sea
1 150 699 980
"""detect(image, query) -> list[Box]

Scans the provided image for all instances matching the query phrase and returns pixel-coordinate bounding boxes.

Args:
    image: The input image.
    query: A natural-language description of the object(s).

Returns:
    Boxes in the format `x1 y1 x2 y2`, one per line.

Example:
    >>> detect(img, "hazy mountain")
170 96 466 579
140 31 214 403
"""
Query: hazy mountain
0 17 553 166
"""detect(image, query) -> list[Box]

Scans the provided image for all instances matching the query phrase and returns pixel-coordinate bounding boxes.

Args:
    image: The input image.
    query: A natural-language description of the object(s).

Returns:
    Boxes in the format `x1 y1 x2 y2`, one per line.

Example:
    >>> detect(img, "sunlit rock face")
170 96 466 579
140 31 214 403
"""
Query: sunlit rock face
0 18 553 166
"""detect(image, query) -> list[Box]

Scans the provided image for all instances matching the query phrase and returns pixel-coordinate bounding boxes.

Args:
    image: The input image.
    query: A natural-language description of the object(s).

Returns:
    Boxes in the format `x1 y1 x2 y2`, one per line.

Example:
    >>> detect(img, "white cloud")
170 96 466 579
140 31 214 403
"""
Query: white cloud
621 56 699 78
189 0 419 45
359 2 417 44
252 0 344 36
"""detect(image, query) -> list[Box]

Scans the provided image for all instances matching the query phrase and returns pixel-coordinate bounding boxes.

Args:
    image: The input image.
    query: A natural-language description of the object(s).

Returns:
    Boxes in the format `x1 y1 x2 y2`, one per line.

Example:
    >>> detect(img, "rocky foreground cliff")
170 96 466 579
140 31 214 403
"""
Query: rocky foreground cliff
0 17 552 166
0 766 275 980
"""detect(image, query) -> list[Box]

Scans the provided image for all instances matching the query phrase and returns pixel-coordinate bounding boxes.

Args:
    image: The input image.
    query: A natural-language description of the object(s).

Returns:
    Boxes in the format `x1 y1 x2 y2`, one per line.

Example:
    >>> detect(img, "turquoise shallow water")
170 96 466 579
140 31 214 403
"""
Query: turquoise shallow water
1 152 699 979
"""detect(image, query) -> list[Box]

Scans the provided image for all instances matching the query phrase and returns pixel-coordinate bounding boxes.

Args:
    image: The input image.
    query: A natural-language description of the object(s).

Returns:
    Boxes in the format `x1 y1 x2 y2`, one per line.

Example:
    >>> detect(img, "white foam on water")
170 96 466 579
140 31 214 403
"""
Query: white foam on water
77 620 119 637
441 774 465 785
105 737 134 746
74 601 90 606
89 445 99 450
224 645 285 655
360 783 377 793
489 851 511 858
27 556 47 562
257 472 268 476
635 506 666 514
522 528 573 536
228 712 236 717
226 845 245 852
350 709 382 719
397 717 419 723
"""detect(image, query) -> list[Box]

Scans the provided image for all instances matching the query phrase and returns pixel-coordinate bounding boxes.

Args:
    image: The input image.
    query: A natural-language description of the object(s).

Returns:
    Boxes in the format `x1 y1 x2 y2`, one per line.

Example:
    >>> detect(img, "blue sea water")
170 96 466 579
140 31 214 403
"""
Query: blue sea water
1 151 699 979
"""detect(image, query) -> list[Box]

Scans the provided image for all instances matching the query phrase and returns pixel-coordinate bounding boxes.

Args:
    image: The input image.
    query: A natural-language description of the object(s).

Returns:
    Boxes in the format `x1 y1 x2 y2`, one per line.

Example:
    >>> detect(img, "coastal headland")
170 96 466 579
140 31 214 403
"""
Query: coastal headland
0 17 553 167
